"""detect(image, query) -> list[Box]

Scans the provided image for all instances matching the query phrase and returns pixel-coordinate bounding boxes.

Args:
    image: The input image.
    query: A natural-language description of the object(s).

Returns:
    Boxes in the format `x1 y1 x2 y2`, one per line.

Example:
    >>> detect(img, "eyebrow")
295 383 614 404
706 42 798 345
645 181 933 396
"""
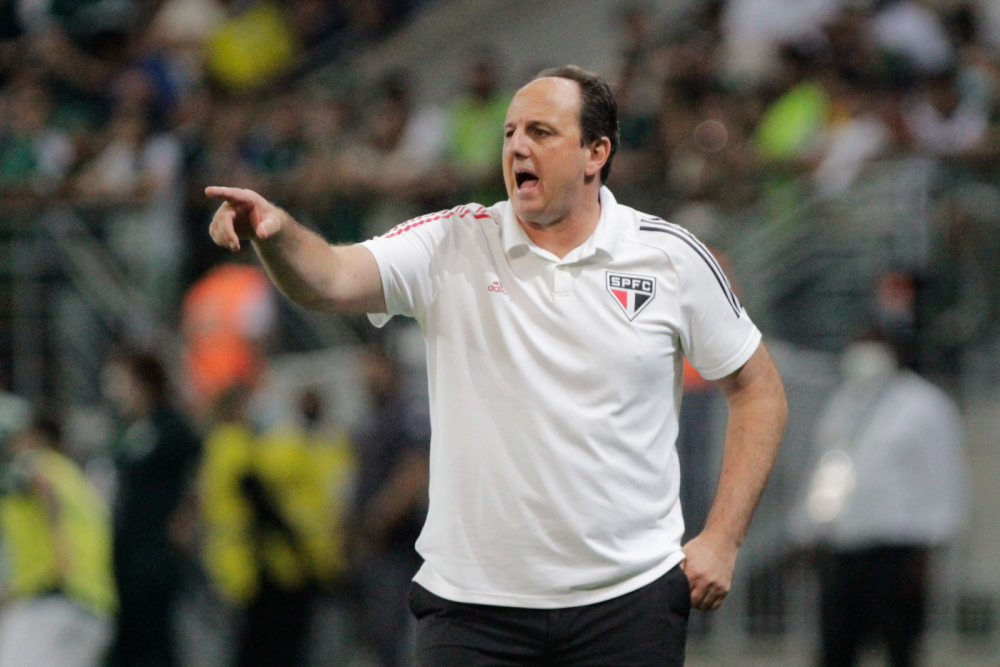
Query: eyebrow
504 120 559 133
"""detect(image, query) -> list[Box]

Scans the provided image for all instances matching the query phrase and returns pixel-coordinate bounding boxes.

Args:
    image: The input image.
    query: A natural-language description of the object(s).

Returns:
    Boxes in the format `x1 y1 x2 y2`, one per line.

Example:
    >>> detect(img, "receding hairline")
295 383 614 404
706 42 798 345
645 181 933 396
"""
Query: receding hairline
513 75 584 100
508 76 585 122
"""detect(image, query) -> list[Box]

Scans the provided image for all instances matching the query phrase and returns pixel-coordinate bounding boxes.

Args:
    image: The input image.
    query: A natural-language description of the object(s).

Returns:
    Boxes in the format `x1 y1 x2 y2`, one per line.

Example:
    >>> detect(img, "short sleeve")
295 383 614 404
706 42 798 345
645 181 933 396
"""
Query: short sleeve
360 207 472 328
674 240 761 380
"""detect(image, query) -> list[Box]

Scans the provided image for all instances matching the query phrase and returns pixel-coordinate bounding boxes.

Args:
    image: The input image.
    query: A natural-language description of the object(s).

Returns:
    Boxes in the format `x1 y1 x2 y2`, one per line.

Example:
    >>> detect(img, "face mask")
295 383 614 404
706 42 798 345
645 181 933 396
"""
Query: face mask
841 341 897 387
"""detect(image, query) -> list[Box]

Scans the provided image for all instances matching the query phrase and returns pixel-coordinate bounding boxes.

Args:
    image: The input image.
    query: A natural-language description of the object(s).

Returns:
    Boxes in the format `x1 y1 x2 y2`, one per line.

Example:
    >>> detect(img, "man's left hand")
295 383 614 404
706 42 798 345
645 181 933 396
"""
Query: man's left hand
680 532 738 611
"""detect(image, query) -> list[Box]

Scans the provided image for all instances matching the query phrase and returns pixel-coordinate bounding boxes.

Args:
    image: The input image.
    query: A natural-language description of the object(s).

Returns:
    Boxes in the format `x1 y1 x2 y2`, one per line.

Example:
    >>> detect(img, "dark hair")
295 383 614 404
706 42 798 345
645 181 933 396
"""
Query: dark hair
533 65 619 184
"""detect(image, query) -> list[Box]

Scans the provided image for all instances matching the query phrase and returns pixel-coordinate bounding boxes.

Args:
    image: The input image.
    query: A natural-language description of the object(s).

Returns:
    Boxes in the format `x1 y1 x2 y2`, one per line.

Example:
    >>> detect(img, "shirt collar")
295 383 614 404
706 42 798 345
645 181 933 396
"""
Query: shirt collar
500 186 623 262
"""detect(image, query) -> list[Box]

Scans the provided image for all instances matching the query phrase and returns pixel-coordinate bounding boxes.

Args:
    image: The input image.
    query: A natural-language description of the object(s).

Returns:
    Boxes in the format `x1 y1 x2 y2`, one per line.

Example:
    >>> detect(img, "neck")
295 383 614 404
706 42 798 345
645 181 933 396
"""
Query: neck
519 187 602 259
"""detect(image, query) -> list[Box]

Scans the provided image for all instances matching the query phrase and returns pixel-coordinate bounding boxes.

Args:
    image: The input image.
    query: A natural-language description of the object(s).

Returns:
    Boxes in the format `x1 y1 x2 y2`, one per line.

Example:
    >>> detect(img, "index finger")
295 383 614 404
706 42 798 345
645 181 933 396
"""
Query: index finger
205 186 261 207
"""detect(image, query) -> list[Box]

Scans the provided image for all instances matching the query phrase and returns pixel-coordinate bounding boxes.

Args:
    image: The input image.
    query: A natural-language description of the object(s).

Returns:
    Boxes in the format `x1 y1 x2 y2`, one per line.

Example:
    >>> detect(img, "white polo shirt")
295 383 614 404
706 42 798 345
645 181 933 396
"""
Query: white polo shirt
361 187 761 608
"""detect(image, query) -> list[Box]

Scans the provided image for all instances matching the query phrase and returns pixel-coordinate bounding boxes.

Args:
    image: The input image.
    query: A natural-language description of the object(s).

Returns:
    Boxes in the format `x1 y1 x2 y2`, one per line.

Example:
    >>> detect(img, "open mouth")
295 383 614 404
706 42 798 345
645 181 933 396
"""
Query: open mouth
515 170 539 189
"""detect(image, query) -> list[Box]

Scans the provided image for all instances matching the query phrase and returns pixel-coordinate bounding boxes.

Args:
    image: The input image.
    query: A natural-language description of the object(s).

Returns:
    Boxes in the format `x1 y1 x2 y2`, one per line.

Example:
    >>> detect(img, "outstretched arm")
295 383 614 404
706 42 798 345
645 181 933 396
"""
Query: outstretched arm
207 186 385 313
681 341 787 611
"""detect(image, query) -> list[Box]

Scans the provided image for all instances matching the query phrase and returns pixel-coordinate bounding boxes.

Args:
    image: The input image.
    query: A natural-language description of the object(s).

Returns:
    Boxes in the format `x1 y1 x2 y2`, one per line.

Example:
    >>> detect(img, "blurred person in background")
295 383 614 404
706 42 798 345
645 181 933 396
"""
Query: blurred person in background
183 92 261 279
180 260 276 423
870 0 954 81
244 91 308 197
203 0 302 94
335 69 447 238
101 349 202 667
441 50 511 207
904 67 990 157
70 87 186 316
810 72 896 198
718 0 837 88
291 84 370 245
347 345 429 667
606 2 665 191
0 74 75 203
791 327 969 667
199 383 355 667
0 413 116 667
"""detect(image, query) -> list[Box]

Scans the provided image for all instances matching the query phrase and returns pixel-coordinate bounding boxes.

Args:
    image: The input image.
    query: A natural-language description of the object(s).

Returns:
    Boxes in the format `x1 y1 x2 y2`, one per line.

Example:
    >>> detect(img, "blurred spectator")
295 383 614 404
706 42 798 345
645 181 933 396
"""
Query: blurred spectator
871 0 954 79
791 332 969 667
823 5 883 83
199 385 355 667
336 70 447 237
204 1 302 94
101 349 202 667
719 0 837 88
144 0 227 98
0 414 117 667
945 3 1000 111
186 92 258 191
183 92 260 275
291 85 368 244
180 261 276 421
71 95 186 315
611 2 664 143
650 79 759 211
752 42 836 227
905 68 990 157
811 75 894 197
0 75 75 202
3 0 147 140
347 346 429 667
244 91 308 195
442 52 510 208
605 3 666 205
12 0 136 90
753 42 832 166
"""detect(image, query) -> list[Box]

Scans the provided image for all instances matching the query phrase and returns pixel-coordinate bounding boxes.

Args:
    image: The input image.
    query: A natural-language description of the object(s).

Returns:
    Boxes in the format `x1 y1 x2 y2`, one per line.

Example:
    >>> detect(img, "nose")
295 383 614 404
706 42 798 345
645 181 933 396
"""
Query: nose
506 127 529 159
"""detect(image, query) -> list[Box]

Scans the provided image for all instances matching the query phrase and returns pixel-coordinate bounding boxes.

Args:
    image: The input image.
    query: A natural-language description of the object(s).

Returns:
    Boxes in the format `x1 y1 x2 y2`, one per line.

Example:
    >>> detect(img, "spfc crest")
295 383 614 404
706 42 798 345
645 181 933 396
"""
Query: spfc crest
607 272 656 321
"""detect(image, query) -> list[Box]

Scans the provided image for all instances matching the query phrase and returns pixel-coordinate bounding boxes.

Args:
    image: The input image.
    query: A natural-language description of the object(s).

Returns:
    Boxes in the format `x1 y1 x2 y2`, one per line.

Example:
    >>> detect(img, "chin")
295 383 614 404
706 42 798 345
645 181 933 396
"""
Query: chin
512 201 549 226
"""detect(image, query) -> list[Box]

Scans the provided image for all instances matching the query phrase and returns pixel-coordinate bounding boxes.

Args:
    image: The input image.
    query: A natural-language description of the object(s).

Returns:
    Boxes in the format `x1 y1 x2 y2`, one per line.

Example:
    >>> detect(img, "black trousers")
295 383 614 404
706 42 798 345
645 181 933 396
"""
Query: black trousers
107 580 178 667
410 565 691 667
235 578 314 667
818 545 929 667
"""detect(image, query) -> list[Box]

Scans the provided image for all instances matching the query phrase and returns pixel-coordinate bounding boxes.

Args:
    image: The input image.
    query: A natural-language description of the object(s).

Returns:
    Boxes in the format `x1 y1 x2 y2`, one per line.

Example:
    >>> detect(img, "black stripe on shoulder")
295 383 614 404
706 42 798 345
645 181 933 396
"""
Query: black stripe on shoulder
640 217 736 297
640 217 741 310
639 225 741 316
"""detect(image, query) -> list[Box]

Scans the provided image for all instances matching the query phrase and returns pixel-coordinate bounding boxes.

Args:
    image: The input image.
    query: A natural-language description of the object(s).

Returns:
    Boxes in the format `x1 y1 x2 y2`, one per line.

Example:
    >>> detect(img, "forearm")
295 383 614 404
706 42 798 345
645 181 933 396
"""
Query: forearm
705 392 785 547
253 212 335 308
253 214 383 313
208 186 386 313
705 358 786 547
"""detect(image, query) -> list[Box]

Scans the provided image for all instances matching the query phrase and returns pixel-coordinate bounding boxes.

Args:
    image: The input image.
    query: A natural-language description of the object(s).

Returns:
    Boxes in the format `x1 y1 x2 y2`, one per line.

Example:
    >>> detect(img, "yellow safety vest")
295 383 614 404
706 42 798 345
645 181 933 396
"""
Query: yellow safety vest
199 422 355 604
0 449 117 617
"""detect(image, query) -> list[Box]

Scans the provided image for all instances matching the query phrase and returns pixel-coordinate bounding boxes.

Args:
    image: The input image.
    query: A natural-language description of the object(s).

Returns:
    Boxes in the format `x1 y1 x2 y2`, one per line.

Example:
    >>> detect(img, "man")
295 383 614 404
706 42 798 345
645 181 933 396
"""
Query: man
101 350 202 667
207 65 787 666
348 346 430 667
792 333 968 667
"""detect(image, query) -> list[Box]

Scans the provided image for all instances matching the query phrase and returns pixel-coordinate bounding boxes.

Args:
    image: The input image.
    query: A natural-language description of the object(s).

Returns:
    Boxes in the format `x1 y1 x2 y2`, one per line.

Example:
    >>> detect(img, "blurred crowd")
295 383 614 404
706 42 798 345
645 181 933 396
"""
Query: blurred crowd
0 0 997 665
2 0 998 350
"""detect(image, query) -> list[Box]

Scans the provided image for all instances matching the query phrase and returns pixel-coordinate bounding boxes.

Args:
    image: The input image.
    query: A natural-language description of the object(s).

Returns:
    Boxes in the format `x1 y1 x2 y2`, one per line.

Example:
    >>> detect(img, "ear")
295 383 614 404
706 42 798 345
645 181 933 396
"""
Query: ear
584 137 611 179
